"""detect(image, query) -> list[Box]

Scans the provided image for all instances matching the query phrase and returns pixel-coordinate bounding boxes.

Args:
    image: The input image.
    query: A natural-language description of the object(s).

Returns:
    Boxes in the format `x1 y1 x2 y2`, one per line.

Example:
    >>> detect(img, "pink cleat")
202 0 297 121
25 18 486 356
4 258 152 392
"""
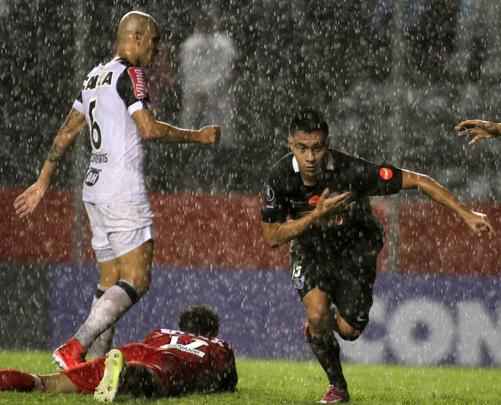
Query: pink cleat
52 337 86 370
318 384 350 403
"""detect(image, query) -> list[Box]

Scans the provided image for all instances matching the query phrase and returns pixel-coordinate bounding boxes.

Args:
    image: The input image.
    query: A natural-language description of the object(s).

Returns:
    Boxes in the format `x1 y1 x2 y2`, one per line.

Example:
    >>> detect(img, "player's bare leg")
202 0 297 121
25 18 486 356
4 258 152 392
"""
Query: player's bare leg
303 288 349 403
0 369 78 393
41 373 79 393
116 239 153 294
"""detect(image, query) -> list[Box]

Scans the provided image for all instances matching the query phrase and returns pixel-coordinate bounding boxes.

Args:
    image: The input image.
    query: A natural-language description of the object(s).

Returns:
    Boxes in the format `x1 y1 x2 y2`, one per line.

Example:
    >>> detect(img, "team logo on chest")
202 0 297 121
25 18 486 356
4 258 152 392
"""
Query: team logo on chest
308 194 320 207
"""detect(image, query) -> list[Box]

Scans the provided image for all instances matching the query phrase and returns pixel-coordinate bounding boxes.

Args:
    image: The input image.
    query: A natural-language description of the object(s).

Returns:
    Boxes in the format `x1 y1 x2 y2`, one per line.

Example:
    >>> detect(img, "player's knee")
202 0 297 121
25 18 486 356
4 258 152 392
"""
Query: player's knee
307 310 330 335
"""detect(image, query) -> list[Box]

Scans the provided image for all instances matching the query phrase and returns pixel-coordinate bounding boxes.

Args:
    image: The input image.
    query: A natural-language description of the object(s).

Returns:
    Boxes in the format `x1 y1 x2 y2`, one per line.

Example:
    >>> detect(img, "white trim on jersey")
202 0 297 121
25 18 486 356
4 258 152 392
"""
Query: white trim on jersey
73 99 84 113
128 100 145 115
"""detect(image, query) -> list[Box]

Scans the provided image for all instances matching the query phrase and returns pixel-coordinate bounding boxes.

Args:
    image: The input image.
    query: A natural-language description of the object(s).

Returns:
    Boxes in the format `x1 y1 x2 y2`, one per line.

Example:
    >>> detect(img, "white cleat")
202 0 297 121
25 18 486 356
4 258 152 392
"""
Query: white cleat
94 349 124 402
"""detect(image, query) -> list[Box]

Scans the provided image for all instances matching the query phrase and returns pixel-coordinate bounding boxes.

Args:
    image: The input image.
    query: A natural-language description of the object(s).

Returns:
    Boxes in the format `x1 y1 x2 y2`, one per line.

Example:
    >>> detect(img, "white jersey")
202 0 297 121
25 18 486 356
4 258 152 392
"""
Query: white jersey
72 58 149 204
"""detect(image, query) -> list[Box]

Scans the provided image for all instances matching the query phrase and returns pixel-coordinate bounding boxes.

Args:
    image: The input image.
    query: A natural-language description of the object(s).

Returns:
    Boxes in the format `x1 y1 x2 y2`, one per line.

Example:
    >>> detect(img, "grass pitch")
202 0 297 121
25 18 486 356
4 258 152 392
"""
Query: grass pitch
0 351 499 404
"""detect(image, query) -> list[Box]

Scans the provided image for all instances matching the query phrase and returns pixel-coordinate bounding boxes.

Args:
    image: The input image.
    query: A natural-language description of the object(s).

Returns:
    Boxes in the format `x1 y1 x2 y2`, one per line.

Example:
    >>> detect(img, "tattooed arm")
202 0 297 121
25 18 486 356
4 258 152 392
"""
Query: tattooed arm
14 109 86 218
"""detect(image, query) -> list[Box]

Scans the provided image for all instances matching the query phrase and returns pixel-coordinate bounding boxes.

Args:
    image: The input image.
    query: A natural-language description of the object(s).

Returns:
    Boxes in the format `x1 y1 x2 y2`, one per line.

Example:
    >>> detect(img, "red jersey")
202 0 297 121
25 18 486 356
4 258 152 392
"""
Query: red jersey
139 328 237 393
65 329 237 395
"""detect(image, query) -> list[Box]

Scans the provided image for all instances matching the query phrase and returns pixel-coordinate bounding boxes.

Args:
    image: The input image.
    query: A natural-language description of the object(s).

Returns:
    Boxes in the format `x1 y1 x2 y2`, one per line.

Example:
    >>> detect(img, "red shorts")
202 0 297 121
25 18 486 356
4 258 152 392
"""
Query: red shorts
64 343 179 393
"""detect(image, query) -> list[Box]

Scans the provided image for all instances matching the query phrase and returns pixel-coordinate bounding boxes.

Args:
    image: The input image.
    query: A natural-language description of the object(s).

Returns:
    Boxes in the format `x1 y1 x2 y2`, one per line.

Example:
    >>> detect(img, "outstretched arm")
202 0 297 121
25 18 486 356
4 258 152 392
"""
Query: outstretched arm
132 109 220 144
402 170 494 236
455 119 501 145
14 108 86 218
261 190 353 247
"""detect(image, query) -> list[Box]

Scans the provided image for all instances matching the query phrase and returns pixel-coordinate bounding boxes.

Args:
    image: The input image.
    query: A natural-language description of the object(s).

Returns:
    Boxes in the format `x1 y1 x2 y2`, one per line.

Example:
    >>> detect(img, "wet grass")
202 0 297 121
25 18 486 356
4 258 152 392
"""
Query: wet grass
0 352 500 404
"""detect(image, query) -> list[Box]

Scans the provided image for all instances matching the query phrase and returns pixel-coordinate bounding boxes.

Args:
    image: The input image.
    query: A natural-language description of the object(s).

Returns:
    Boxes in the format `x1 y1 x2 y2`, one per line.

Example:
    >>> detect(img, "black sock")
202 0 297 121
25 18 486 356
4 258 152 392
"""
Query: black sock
308 332 347 390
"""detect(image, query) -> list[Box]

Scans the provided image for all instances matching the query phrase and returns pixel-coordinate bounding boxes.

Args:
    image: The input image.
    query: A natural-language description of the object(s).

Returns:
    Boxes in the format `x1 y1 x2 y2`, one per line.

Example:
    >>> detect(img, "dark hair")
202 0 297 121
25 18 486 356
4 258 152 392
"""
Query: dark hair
289 109 329 138
178 304 220 338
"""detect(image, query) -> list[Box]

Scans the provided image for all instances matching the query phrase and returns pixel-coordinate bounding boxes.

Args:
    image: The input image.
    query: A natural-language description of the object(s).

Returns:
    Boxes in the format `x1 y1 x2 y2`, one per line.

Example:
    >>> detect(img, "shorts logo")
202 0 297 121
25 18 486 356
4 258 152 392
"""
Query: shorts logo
264 184 275 203
127 67 148 100
379 167 394 181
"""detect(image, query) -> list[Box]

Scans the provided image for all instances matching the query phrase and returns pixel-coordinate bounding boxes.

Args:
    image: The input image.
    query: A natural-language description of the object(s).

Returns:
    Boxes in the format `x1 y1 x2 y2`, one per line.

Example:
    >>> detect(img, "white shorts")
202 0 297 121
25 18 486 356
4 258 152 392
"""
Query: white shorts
84 201 154 263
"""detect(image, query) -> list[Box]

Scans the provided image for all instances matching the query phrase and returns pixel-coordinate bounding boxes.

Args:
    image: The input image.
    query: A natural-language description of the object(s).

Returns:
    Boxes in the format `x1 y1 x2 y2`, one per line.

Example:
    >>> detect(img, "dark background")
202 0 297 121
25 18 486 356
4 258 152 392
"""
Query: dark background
2 0 501 198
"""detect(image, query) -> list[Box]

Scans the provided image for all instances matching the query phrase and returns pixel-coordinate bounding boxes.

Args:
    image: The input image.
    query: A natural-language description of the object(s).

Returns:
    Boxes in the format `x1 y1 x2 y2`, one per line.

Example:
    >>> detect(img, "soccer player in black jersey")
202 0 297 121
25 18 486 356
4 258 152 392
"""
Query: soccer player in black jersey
261 109 494 404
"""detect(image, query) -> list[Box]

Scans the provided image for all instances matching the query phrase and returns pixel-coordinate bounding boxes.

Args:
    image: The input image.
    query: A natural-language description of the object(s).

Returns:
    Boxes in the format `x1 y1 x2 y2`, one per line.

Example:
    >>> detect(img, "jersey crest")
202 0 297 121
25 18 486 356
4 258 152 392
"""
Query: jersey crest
308 194 320 207
127 67 148 99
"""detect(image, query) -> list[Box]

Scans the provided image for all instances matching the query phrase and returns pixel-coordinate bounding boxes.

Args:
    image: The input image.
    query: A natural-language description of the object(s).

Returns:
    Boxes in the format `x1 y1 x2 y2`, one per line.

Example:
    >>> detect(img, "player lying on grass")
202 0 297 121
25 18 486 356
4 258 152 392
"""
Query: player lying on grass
0 305 237 402
260 109 494 403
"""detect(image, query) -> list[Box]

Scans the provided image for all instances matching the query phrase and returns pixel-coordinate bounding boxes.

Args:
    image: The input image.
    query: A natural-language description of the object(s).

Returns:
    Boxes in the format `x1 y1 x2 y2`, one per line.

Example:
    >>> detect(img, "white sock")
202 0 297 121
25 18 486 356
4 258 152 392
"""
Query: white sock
74 281 137 349
86 292 115 358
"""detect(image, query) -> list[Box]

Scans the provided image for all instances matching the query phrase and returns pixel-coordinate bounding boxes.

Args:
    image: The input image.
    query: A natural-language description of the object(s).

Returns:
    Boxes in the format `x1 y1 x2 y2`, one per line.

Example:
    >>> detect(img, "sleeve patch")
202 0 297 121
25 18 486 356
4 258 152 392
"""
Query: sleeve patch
379 167 394 181
127 67 147 100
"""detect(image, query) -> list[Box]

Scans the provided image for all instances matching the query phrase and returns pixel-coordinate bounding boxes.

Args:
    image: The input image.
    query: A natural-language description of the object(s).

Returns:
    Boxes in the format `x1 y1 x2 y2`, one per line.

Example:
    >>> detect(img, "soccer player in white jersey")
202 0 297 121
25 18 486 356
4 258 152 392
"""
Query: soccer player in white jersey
14 11 221 370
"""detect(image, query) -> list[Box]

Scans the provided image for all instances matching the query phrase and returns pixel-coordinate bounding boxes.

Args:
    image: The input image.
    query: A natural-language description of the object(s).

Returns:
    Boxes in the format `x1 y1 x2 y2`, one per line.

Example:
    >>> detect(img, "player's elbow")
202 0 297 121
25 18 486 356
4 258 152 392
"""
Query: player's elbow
263 235 281 248
133 110 161 140
138 123 161 140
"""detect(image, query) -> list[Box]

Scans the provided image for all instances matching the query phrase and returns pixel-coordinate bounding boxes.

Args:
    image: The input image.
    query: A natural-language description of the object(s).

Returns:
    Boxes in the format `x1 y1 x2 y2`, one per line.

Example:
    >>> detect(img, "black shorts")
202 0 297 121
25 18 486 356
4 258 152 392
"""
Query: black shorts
290 237 381 331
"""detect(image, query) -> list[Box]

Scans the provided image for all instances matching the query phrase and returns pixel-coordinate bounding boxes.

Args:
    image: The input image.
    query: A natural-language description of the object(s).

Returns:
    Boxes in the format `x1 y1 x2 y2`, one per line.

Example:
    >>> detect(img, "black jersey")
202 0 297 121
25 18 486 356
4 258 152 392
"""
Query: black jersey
261 149 403 252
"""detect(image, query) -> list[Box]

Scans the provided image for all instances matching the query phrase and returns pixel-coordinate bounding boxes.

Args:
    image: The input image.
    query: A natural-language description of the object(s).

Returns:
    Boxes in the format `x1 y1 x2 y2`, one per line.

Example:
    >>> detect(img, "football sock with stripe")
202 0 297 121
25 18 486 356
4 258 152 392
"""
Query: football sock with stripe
75 280 139 349
86 286 116 358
